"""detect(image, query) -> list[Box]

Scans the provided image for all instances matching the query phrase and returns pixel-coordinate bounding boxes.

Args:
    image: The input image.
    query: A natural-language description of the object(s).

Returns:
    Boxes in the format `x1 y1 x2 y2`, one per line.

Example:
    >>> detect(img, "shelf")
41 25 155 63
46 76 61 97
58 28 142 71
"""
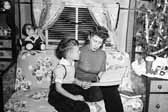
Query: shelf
0 36 11 40
0 4 16 67
0 58 13 61
0 48 12 50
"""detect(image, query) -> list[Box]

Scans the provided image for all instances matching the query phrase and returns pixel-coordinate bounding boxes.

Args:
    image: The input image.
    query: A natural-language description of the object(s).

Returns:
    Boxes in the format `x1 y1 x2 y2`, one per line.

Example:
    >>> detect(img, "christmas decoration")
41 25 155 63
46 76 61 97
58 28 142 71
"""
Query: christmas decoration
135 0 168 57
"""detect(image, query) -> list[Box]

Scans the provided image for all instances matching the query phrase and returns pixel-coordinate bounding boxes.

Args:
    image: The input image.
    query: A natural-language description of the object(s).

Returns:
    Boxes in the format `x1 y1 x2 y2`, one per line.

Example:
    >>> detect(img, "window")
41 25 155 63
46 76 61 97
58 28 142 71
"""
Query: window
47 7 97 48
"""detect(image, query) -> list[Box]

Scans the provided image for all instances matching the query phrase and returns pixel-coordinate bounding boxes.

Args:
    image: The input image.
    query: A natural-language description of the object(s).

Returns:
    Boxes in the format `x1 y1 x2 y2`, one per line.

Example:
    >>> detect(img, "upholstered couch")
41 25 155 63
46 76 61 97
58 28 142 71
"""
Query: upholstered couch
4 50 143 112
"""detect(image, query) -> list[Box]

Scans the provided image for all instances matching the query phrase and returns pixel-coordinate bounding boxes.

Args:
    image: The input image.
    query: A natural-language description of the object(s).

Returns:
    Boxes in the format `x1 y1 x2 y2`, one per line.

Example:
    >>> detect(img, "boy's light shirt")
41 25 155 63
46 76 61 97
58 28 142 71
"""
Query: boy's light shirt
54 58 75 84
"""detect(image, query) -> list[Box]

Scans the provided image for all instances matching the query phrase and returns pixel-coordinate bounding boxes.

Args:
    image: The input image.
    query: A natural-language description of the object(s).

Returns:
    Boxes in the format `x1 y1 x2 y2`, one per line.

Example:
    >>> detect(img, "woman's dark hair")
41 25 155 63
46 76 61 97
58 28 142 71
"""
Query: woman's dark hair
22 23 34 36
90 25 109 43
56 38 79 59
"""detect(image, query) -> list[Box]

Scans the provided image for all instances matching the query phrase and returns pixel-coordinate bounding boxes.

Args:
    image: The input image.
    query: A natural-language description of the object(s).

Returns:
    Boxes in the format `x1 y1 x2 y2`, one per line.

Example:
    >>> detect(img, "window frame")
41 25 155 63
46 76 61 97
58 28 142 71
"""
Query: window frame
45 4 98 49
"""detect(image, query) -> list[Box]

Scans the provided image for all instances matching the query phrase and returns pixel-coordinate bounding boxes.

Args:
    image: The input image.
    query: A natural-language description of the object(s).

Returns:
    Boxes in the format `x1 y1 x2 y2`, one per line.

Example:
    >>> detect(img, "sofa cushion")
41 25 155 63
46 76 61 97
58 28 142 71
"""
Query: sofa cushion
4 49 144 112
4 88 143 112
15 50 58 90
4 88 57 112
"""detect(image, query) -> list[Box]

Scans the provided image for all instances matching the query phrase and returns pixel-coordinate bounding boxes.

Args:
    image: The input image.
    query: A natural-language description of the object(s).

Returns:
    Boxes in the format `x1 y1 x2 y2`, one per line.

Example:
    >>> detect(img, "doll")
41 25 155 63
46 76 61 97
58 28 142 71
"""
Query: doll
0 0 11 12
21 24 46 50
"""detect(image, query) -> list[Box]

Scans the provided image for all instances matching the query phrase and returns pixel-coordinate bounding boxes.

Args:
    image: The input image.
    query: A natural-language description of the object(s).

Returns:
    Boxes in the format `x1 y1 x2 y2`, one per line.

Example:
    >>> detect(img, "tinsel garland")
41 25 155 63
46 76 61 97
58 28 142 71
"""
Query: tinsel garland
150 44 168 55
135 0 168 57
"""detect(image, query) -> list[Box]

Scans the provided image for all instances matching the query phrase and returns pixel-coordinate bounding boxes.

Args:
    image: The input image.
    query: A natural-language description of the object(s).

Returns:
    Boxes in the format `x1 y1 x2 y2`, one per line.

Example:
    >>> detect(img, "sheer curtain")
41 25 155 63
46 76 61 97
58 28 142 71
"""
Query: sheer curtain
32 0 64 40
87 3 120 48
32 0 120 48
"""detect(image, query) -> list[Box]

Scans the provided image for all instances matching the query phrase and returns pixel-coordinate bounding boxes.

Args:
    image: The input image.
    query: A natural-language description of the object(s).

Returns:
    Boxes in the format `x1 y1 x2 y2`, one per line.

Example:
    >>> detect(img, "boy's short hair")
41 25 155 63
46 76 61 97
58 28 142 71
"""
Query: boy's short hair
56 38 79 59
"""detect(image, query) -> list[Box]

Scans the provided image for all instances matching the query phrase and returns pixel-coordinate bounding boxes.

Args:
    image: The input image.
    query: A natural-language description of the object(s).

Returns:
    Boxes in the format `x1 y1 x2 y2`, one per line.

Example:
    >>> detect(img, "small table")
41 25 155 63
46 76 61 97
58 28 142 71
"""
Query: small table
143 75 168 112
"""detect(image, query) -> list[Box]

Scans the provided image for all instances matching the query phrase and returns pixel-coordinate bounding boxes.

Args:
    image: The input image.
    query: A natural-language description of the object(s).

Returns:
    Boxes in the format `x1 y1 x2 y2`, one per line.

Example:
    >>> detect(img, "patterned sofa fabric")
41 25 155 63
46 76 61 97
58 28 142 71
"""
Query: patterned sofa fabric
4 50 143 112
4 50 58 112
4 50 106 112
4 88 57 112
15 50 58 90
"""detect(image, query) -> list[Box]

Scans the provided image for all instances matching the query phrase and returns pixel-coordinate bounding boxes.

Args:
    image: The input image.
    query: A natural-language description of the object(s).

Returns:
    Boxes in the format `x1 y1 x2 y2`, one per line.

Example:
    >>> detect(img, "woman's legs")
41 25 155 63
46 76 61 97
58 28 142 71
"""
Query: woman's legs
100 85 123 112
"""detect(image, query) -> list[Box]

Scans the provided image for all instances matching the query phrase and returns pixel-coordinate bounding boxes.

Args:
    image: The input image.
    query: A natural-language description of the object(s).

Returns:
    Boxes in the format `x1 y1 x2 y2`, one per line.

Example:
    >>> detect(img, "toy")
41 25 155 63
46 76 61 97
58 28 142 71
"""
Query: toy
0 0 11 12
21 24 46 50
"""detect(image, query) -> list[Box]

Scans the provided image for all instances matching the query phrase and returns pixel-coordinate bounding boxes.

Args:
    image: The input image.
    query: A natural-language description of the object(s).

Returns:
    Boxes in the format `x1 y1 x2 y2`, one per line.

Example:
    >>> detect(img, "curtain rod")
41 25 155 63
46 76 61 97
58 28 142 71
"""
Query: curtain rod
14 1 120 7
14 1 149 12
14 1 132 10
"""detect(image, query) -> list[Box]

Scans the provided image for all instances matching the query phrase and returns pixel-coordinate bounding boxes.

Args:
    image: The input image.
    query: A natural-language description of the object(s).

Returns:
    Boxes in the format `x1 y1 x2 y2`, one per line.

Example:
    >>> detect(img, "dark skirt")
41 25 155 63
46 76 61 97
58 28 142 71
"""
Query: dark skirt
48 83 90 112
83 86 103 102
100 85 124 112
75 77 103 102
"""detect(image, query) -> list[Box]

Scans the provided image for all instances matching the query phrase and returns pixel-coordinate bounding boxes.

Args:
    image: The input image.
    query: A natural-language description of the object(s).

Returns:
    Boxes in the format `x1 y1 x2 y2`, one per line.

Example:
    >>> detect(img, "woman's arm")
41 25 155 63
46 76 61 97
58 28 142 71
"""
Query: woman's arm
55 82 84 101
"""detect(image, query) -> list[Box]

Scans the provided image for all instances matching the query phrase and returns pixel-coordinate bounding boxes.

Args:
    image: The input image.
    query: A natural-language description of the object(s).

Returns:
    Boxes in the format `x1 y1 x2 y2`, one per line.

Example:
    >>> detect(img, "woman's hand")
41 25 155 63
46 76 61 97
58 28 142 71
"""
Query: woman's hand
81 81 92 89
74 79 91 89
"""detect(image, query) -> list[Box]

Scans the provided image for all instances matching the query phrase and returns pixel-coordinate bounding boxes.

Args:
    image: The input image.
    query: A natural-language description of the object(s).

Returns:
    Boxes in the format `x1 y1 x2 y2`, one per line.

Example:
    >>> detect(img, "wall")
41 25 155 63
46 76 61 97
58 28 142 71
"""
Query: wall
15 0 32 38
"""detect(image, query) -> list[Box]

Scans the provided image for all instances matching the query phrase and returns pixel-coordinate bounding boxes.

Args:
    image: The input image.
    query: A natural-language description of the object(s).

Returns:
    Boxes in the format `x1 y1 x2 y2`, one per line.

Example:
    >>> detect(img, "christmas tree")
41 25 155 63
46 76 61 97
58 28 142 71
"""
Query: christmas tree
135 0 168 57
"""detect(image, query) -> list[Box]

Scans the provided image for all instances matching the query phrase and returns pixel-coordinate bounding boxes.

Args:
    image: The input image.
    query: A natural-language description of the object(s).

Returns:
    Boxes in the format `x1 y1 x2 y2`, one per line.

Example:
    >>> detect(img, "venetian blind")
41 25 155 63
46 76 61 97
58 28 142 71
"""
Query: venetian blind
47 7 97 48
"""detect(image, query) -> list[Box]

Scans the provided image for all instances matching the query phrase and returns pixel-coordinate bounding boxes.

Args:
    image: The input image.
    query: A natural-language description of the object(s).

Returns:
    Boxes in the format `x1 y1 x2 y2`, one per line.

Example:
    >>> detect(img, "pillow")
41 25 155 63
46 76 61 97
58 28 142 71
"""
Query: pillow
15 50 58 91
4 88 57 112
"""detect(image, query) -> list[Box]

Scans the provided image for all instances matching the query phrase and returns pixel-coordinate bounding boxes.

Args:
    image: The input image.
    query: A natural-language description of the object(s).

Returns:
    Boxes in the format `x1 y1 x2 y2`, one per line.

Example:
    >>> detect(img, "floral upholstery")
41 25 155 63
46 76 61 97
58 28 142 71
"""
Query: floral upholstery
15 50 58 90
4 50 143 112
4 88 57 112
4 50 57 112
121 95 143 112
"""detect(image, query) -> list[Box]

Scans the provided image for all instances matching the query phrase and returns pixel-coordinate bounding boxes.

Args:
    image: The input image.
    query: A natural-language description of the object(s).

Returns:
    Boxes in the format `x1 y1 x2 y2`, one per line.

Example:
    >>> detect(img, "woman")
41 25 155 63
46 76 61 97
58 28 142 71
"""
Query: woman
75 26 124 112
48 38 90 112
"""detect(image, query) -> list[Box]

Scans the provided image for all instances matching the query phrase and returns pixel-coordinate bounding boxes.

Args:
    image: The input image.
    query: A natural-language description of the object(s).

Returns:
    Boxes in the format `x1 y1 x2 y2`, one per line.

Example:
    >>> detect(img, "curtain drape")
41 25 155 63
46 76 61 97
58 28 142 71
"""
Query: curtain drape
105 4 120 31
32 0 64 31
87 3 120 48
32 0 120 47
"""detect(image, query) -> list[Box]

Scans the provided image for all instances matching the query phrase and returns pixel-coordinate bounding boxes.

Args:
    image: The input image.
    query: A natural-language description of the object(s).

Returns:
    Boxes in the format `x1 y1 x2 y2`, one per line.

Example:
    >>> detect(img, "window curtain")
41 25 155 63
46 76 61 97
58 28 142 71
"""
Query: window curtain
32 0 64 37
87 3 120 48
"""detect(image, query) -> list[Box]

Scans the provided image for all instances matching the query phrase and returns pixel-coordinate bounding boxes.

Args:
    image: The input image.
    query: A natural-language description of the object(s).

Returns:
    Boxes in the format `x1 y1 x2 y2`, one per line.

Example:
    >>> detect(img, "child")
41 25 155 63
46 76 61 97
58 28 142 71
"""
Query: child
131 45 146 95
48 38 90 112
21 23 45 50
